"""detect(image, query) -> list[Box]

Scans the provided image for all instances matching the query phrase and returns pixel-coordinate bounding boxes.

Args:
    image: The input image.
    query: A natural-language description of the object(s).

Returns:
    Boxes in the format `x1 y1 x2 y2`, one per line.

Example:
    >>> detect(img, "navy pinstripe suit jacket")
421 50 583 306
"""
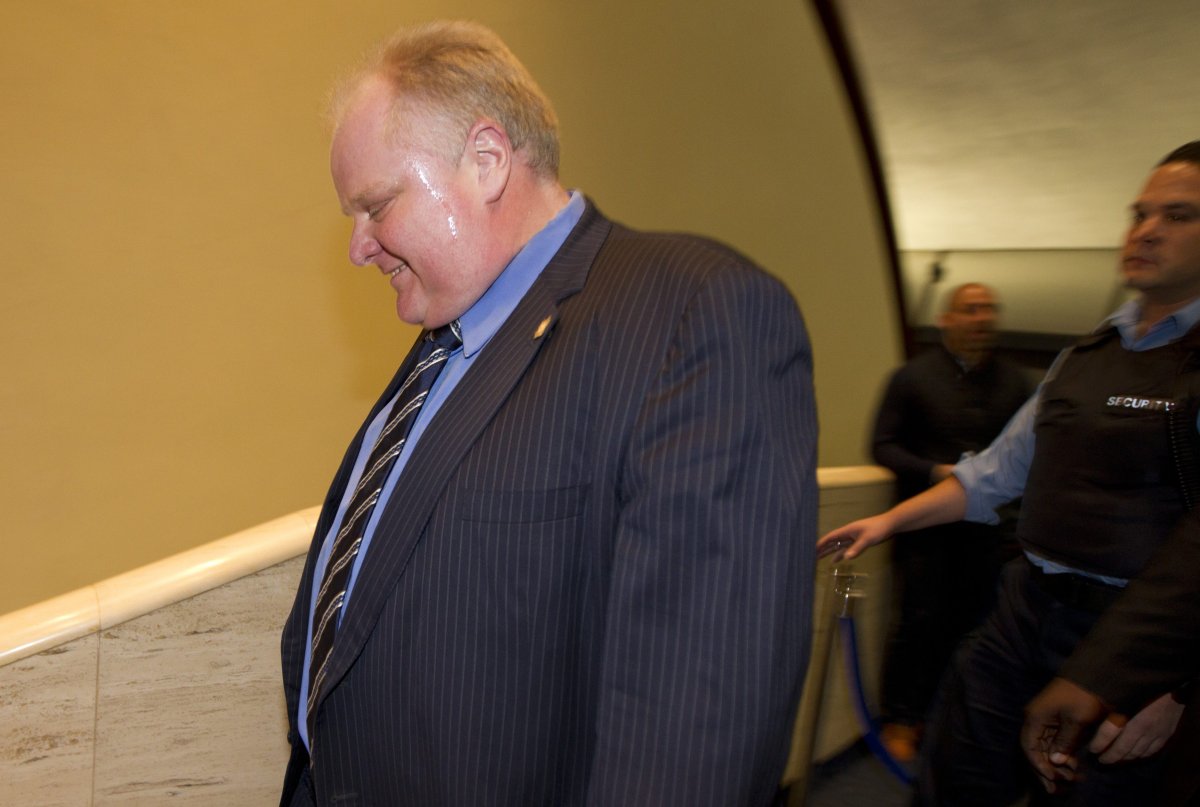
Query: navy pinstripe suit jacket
280 201 817 806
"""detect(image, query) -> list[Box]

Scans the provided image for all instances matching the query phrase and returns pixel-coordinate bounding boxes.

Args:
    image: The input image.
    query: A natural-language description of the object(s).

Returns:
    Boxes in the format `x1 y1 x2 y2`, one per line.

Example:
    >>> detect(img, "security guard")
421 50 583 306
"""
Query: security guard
819 140 1200 806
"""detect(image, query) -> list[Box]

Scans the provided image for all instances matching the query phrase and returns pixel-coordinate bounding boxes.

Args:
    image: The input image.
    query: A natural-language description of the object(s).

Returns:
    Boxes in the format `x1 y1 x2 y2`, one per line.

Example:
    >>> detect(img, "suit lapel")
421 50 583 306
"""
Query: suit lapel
309 203 613 709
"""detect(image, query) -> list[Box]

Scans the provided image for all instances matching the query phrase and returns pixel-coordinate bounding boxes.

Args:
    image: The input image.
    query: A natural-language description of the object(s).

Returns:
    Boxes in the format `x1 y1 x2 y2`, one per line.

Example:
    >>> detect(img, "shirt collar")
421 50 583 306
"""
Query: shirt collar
1103 295 1200 349
456 191 585 358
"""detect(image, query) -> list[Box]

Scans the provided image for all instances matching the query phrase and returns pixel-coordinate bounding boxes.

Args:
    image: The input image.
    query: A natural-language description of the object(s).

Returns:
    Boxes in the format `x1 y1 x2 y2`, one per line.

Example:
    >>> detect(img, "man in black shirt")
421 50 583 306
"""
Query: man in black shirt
871 283 1032 761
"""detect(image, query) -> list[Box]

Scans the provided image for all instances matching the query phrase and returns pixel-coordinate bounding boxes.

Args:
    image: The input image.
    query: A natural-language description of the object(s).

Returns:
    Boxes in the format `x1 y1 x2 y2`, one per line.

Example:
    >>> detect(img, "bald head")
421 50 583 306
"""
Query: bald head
938 283 1000 365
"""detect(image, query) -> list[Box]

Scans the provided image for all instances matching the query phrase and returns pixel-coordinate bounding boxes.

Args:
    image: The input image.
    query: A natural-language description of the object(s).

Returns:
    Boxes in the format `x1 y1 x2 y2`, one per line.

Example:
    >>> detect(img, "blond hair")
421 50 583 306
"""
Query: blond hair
332 20 560 177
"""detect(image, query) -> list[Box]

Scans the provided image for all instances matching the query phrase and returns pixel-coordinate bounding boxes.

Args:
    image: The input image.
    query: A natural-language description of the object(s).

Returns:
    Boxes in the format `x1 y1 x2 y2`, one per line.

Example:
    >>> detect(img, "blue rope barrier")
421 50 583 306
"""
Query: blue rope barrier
837 614 915 785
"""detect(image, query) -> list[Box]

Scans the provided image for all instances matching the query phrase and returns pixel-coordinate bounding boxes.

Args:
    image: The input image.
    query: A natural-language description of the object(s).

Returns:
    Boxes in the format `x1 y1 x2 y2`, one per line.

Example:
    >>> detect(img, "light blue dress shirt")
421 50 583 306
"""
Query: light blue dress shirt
298 191 585 748
954 295 1200 583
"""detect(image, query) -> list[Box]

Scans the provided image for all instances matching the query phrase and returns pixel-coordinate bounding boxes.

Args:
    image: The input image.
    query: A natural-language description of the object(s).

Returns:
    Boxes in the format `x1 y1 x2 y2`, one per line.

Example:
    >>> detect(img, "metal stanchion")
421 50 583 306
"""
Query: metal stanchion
835 566 913 785
781 560 854 806
782 558 911 806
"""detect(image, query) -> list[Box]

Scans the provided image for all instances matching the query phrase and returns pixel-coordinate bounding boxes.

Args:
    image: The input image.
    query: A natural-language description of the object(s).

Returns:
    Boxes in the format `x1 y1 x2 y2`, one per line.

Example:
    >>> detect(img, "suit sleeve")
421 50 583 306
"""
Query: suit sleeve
585 263 817 806
1059 509 1200 714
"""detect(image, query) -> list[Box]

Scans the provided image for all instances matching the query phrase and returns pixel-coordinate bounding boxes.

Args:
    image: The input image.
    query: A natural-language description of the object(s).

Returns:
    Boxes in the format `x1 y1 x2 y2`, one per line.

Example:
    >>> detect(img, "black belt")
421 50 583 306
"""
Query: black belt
1024 559 1126 613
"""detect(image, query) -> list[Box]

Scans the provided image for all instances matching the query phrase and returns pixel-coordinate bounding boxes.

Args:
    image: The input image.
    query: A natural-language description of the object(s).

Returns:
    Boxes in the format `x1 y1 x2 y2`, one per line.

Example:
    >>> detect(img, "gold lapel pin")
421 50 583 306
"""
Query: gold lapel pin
533 316 553 339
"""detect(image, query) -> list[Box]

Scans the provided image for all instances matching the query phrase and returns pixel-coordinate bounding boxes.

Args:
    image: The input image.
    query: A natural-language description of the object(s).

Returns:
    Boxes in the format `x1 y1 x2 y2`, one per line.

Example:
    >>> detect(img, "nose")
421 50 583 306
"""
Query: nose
1130 215 1162 244
348 219 380 266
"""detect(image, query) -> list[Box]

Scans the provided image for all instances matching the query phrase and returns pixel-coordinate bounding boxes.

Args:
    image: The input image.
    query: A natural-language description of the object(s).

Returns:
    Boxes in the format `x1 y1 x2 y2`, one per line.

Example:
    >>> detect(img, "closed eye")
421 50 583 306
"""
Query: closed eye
367 199 391 222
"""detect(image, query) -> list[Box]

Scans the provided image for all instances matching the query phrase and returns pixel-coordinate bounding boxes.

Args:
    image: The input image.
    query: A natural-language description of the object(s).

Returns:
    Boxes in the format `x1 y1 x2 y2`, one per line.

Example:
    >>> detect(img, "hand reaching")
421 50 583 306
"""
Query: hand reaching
816 513 896 562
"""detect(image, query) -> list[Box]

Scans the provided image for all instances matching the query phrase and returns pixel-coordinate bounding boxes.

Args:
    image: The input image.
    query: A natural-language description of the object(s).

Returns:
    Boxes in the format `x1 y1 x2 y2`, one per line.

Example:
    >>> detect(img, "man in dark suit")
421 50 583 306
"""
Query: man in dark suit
279 20 817 807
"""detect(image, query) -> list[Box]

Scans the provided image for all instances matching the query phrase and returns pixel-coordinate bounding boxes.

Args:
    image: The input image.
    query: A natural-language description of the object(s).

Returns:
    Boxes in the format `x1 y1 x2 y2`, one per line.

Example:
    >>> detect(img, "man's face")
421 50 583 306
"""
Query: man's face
1121 161 1200 306
939 285 999 359
330 77 490 328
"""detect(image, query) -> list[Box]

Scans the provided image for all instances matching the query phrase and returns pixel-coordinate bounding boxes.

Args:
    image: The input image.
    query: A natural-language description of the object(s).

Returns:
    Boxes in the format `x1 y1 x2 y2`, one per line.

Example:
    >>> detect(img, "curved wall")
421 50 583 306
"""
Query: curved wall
1 0 899 613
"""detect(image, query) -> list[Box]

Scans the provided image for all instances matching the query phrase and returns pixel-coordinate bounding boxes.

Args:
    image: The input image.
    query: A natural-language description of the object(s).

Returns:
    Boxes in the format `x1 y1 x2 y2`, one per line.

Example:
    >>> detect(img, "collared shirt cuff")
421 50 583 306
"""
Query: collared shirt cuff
952 462 1001 525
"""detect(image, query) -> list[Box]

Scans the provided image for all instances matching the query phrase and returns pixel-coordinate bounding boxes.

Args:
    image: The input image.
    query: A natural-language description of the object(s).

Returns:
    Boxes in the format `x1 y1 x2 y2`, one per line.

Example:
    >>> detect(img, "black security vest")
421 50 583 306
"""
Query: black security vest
1018 324 1200 579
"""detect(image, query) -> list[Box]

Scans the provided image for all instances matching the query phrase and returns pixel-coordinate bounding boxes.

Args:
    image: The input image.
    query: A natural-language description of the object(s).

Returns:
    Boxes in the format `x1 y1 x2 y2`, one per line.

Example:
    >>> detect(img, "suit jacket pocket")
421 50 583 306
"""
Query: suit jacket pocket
458 483 589 524
451 484 590 627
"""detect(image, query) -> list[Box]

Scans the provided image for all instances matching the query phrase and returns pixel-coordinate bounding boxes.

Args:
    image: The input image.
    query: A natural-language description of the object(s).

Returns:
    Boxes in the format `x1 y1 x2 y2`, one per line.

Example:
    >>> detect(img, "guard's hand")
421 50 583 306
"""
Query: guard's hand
1089 692 1183 764
1022 678 1108 793
816 514 895 562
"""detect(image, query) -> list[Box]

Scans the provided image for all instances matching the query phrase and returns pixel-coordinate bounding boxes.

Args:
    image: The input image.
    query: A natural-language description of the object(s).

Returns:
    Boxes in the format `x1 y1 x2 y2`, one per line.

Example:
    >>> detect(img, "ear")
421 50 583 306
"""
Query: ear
466 120 511 203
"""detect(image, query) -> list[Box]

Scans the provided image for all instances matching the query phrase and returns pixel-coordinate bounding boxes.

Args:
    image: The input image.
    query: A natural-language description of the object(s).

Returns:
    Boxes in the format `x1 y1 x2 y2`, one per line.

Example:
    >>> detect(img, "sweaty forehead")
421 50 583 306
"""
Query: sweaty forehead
330 87 411 213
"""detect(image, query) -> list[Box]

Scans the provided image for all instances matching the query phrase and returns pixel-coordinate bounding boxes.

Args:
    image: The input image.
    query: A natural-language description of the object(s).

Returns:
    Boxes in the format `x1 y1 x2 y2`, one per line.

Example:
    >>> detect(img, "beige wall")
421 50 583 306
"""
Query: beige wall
0 0 899 614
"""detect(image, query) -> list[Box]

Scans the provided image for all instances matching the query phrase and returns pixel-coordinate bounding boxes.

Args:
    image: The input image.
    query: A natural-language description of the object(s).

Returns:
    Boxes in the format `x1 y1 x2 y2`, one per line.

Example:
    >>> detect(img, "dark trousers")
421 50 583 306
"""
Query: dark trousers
881 521 1008 725
914 559 1165 806
1160 686 1200 807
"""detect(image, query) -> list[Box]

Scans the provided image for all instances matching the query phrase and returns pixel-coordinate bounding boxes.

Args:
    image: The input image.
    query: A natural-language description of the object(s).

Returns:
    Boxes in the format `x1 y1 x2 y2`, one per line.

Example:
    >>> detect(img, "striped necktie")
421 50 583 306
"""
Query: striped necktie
306 320 462 745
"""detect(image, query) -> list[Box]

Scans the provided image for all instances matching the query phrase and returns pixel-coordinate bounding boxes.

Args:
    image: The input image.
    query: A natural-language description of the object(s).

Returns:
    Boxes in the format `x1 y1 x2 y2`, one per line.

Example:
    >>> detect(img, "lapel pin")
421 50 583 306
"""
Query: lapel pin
533 316 553 340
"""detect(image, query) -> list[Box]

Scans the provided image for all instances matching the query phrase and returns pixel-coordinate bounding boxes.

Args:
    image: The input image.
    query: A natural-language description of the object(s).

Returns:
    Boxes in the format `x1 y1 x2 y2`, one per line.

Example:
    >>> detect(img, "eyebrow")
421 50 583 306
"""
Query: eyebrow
1131 201 1200 214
